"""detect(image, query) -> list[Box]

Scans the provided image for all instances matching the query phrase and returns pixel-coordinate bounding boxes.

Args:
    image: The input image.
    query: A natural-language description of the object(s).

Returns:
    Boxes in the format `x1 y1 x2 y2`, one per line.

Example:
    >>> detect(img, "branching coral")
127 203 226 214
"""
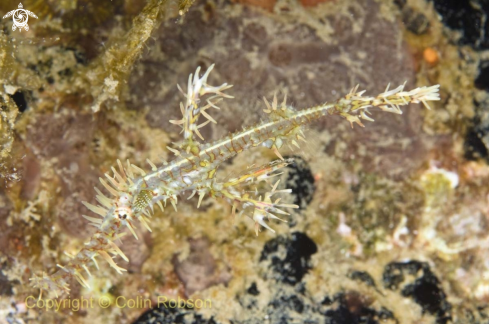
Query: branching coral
30 64 440 297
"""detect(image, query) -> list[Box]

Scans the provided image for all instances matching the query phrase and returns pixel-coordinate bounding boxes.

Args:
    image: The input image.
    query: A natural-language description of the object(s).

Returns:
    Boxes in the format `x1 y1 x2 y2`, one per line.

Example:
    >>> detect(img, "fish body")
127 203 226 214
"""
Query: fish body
30 65 440 296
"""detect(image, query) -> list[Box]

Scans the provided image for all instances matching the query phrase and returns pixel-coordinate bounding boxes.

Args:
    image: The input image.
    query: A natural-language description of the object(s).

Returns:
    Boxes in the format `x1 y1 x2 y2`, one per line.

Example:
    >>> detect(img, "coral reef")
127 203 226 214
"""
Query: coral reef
0 0 488 323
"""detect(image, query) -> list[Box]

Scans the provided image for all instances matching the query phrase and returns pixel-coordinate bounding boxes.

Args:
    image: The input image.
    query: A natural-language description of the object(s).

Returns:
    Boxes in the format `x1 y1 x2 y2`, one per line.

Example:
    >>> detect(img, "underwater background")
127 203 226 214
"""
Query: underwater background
0 0 488 323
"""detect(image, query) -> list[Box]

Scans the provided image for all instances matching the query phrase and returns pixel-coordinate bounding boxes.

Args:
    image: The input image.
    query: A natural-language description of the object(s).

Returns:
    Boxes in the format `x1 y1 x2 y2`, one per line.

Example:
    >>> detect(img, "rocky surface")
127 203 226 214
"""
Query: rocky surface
0 0 488 323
